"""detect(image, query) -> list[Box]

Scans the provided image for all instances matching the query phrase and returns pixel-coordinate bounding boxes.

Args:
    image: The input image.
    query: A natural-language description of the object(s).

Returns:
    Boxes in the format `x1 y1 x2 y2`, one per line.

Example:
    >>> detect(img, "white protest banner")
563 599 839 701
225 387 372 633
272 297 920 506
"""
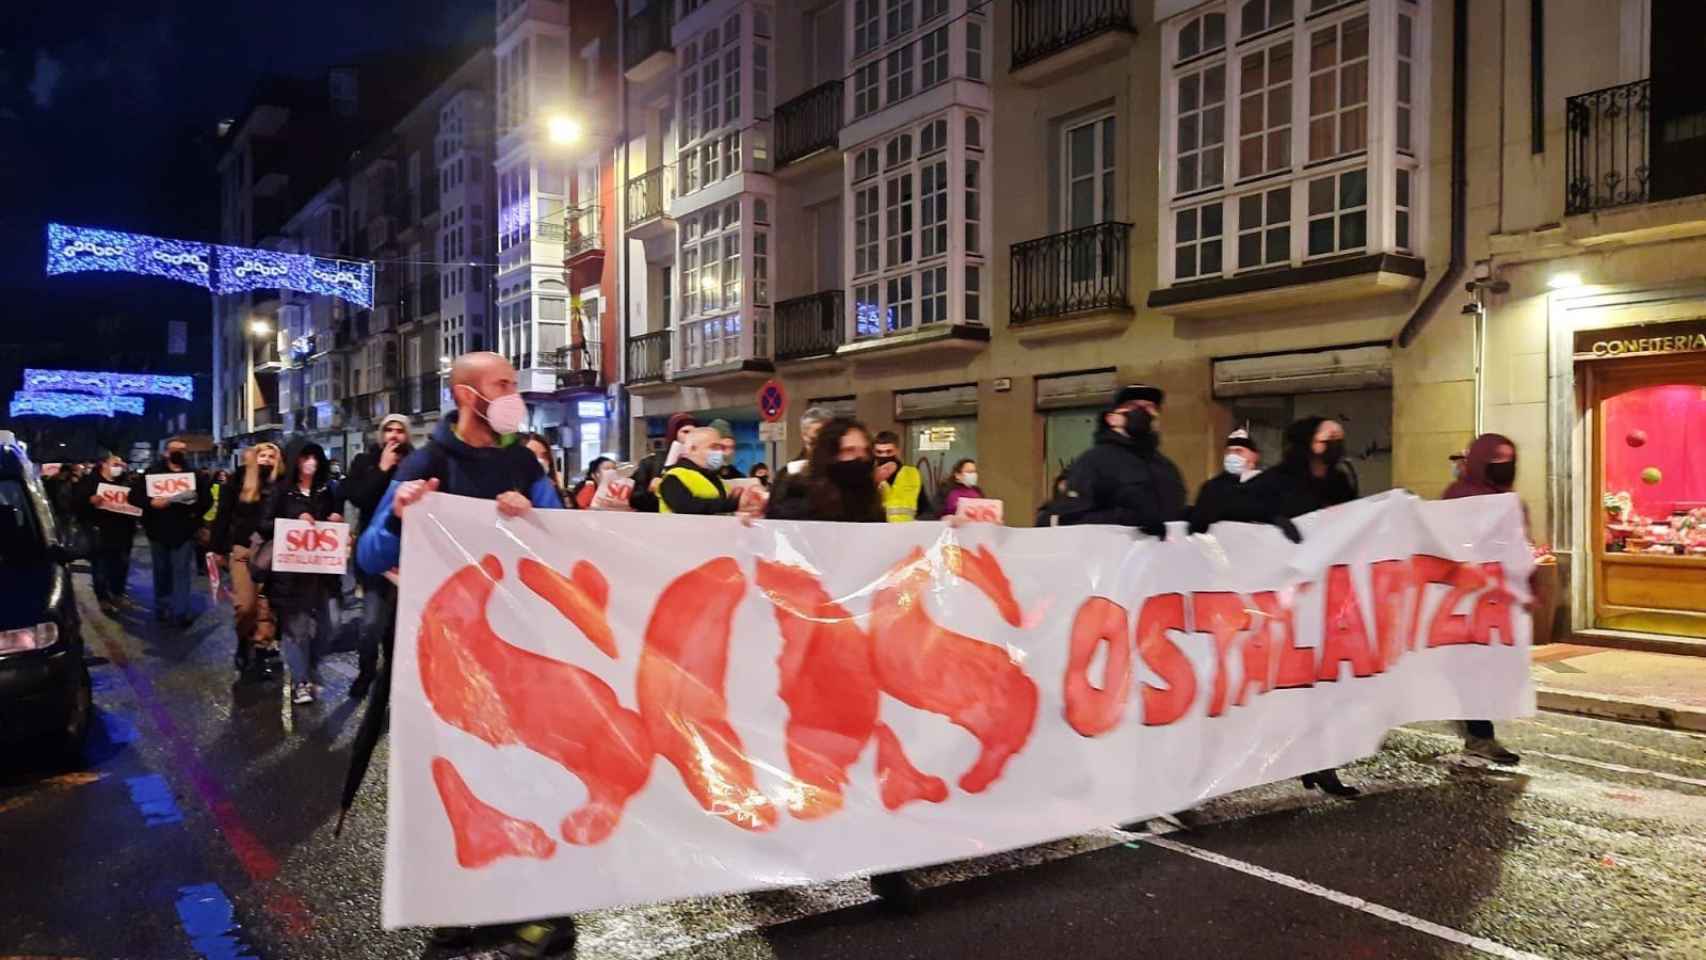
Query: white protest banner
954 497 1004 524
95 483 143 517
271 519 350 575
386 490 1535 929
206 553 224 599
145 472 196 501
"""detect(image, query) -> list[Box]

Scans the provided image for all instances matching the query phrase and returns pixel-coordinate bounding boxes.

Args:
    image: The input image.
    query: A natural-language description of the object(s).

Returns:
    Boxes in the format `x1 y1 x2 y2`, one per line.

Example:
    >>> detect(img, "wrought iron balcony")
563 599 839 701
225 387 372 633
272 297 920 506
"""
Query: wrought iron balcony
626 329 670 384
1010 221 1134 325
624 1 673 73
774 80 844 169
1566 78 1654 215
774 290 846 361
550 343 602 390
626 167 670 229
535 220 565 242
1011 0 1135 72
566 204 603 260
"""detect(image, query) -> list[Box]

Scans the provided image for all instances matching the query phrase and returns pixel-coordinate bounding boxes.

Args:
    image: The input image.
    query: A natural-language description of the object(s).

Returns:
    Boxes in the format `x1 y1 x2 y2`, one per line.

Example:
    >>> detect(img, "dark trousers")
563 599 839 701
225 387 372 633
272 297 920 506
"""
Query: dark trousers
91 541 133 602
149 540 195 618
1466 720 1496 739
356 572 395 678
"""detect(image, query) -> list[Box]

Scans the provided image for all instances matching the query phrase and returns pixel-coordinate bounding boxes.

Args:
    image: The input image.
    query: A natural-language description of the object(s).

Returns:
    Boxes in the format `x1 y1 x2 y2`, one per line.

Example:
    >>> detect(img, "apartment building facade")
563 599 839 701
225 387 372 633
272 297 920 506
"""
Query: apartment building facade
493 0 623 480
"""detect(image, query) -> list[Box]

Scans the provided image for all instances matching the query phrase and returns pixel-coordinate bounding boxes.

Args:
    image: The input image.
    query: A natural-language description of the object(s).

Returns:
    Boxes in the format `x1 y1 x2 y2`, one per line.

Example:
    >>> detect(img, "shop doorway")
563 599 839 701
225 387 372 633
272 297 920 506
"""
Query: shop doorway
906 417 978 495
1588 357 1706 639
1043 408 1100 485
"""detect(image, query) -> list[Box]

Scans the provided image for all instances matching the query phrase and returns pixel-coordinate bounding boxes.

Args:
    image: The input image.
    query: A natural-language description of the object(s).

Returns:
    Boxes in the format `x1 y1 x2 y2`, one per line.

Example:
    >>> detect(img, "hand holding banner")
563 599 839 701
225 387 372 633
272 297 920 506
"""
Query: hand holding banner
272 519 350 574
145 472 196 502
95 482 142 517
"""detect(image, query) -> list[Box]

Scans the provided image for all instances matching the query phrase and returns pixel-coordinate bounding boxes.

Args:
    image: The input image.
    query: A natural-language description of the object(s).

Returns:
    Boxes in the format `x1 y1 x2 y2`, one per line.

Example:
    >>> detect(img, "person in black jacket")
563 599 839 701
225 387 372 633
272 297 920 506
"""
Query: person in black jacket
129 438 212 627
75 453 138 616
340 414 412 699
630 412 699 513
1196 415 1363 797
266 442 344 706
1188 428 1263 533
213 442 284 675
764 418 886 523
1054 384 1187 536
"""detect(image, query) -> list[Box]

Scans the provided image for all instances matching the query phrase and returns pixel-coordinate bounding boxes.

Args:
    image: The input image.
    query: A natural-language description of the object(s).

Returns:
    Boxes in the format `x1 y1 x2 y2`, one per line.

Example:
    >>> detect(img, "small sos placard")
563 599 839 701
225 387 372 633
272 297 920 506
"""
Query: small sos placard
271 519 351 575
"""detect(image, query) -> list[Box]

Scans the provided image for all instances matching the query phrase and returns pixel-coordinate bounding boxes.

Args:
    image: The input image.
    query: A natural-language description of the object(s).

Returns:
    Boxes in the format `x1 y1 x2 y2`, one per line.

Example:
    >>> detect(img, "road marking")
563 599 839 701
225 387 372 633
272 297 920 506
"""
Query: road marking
1134 836 1554 960
1525 750 1706 789
0 772 105 816
175 883 258 960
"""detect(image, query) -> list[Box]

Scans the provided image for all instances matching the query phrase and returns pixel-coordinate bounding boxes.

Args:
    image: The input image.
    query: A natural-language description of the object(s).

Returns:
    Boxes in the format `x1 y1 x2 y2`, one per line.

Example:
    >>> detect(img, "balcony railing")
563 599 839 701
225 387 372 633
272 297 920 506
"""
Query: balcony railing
1011 0 1135 71
1010 221 1134 324
626 167 670 229
774 291 846 361
626 329 670 384
774 80 844 168
550 343 602 389
404 373 441 415
1566 78 1653 215
566 204 602 258
535 220 565 242
624 0 673 72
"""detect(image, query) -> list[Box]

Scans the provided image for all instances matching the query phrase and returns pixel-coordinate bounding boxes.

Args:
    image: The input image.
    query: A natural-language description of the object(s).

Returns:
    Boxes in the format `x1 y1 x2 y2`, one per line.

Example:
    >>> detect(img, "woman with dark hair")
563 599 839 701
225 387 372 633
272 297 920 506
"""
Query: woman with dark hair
265 442 343 707
522 434 564 503
940 457 982 517
764 418 885 523
1193 415 1364 798
570 456 617 510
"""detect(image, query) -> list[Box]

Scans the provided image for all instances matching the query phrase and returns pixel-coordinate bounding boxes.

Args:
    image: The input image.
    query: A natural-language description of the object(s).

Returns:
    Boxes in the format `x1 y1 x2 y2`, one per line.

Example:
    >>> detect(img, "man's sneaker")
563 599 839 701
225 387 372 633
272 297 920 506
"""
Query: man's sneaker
500 918 577 958
293 683 316 705
1464 736 1520 765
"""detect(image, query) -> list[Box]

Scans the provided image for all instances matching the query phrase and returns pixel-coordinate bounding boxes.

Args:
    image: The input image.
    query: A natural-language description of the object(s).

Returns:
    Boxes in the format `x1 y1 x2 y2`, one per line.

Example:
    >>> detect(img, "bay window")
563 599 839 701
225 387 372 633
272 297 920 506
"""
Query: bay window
675 198 770 371
1159 0 1426 287
678 13 748 198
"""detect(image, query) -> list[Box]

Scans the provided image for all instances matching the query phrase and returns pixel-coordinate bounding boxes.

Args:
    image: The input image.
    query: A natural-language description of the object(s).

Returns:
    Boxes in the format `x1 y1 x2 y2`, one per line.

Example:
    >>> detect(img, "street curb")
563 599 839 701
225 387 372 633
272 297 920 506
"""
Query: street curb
1536 686 1706 734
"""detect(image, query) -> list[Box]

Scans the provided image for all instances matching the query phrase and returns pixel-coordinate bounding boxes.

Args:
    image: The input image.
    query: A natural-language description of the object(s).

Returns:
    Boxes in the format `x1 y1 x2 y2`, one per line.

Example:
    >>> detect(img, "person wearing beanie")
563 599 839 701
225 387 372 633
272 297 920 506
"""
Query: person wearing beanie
1053 384 1186 536
631 412 700 512
1188 427 1263 532
340 413 414 699
706 418 745 480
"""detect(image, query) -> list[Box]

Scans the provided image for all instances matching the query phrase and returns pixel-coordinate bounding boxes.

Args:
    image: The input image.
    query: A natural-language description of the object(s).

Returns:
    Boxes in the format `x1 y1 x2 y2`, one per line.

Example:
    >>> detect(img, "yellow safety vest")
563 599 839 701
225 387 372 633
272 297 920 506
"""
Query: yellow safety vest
658 465 726 514
204 483 221 523
880 464 922 523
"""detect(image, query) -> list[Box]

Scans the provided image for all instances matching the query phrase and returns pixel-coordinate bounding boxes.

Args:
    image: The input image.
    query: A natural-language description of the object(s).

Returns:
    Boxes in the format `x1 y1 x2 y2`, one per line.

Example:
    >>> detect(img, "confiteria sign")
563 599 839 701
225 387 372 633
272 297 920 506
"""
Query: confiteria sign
1574 317 1706 360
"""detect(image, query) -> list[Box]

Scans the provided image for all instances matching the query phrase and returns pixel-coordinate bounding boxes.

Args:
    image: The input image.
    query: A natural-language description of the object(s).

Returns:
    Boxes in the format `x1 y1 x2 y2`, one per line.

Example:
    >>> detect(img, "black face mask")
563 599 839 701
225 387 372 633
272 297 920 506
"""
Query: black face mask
828 459 875 488
168 451 186 468
874 455 899 468
1486 460 1516 487
1319 439 1346 466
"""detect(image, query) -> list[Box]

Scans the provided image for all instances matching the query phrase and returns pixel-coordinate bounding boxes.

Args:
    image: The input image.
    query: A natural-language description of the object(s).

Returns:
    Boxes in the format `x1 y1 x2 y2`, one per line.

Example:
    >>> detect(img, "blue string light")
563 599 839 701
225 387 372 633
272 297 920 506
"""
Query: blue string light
6 391 149 419
46 223 373 307
24 369 194 401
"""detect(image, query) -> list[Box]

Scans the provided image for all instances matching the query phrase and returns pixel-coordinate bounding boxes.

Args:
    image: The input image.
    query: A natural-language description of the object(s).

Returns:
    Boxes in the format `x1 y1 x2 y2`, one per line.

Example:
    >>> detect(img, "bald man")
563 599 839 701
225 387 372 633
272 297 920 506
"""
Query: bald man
657 426 743 515
357 351 563 577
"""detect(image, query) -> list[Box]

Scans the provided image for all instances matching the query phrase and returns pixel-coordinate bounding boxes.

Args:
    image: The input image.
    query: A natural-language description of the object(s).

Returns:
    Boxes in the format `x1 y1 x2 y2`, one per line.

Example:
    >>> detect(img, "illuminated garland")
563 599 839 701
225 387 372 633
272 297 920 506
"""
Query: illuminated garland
46 223 374 307
7 391 149 418
24 368 195 401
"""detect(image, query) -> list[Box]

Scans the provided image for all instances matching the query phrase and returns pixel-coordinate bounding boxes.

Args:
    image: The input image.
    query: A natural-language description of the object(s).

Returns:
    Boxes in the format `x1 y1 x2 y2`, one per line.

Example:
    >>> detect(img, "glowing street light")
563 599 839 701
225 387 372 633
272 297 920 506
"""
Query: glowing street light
1547 272 1583 290
547 114 584 145
249 319 273 336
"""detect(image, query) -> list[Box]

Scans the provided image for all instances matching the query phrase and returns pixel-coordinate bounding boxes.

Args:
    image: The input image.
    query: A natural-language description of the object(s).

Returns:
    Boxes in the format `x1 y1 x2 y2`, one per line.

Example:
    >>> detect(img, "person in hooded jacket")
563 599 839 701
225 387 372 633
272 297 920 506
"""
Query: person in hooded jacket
1188 429 1263 533
266 442 344 706
1442 432 1524 766
340 415 413 699
75 453 138 616
1054 385 1187 535
129 438 212 626
213 442 284 674
1193 415 1363 797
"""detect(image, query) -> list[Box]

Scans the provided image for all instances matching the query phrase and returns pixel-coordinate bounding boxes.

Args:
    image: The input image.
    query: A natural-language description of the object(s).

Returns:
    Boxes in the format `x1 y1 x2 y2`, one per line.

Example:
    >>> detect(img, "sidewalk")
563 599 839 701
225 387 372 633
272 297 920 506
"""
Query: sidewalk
1532 644 1706 733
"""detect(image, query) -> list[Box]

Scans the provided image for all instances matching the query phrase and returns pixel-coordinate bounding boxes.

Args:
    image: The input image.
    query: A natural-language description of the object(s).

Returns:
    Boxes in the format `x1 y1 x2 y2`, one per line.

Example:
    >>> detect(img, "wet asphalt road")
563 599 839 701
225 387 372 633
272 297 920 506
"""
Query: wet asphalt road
2 547 1704 960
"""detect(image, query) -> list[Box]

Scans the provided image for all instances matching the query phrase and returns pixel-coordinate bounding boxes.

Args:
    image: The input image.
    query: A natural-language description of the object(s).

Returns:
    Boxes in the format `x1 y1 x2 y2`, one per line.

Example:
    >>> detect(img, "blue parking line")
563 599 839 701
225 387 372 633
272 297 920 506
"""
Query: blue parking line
122 773 184 826
174 883 258 960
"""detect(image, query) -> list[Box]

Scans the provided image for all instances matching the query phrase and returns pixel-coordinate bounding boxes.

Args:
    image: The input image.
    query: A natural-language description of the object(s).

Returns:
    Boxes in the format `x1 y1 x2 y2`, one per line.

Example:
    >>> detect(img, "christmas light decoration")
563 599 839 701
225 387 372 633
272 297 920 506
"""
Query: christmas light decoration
8 391 132 418
111 395 147 415
24 369 194 401
46 223 373 307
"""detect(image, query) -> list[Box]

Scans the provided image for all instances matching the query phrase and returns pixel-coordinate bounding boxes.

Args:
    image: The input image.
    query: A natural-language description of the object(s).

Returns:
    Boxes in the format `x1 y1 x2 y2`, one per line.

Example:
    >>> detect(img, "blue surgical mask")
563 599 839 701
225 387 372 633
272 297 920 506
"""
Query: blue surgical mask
706 450 726 469
1223 453 1248 475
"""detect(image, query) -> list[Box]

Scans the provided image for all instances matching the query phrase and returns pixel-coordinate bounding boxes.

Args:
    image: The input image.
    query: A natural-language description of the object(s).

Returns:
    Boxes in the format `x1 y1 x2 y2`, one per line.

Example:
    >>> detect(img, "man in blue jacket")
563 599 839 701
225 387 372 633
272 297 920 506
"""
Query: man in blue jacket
357 351 562 576
353 350 570 956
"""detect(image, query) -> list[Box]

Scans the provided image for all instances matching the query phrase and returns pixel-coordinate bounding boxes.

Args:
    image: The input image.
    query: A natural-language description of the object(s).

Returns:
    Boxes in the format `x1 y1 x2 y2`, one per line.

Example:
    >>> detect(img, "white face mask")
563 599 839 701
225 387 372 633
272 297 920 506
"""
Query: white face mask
462 386 527 435
105 465 123 480
960 471 978 487
1224 453 1248 475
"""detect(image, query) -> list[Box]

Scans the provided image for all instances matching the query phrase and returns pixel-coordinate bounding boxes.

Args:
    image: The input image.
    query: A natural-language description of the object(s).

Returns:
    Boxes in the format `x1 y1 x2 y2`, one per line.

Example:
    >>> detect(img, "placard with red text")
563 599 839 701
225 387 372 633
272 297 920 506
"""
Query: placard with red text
384 490 1535 928
954 497 1004 523
145 472 196 501
95 482 143 517
271 519 350 575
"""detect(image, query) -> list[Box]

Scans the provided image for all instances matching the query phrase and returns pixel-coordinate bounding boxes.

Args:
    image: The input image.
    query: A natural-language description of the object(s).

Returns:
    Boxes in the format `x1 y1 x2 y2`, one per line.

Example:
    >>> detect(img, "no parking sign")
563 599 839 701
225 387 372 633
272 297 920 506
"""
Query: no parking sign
757 380 786 422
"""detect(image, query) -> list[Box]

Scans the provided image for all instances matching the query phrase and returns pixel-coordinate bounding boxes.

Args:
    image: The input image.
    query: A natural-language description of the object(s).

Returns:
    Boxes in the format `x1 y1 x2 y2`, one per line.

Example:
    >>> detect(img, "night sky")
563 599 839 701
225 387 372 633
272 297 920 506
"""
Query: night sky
0 1 491 356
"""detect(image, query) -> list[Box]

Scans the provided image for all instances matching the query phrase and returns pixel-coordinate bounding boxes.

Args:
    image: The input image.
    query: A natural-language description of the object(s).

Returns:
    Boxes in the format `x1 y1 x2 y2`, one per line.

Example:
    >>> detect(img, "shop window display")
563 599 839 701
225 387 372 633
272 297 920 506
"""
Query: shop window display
1601 383 1706 559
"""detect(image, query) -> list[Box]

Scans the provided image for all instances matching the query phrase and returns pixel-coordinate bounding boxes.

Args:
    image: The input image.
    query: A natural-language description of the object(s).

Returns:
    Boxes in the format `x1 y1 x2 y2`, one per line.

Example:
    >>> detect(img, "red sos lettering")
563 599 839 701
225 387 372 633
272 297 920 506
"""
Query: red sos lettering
285 528 342 552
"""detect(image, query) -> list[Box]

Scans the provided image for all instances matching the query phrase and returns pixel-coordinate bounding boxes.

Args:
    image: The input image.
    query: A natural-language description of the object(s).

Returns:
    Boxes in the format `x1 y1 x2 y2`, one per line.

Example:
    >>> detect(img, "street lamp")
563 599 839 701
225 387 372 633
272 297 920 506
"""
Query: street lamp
249 320 273 337
546 114 584 146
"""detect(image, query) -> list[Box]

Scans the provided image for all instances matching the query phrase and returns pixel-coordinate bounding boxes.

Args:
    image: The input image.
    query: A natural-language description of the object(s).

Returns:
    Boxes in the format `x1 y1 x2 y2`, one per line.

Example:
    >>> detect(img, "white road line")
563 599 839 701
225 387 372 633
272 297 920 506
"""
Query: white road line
1135 836 1555 960
1525 750 1706 789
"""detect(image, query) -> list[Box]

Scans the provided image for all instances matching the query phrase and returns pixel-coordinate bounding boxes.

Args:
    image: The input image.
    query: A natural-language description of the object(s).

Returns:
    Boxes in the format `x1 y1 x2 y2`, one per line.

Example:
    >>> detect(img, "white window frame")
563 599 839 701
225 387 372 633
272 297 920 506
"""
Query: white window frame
1157 0 1427 289
678 17 746 198
1062 112 1118 231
